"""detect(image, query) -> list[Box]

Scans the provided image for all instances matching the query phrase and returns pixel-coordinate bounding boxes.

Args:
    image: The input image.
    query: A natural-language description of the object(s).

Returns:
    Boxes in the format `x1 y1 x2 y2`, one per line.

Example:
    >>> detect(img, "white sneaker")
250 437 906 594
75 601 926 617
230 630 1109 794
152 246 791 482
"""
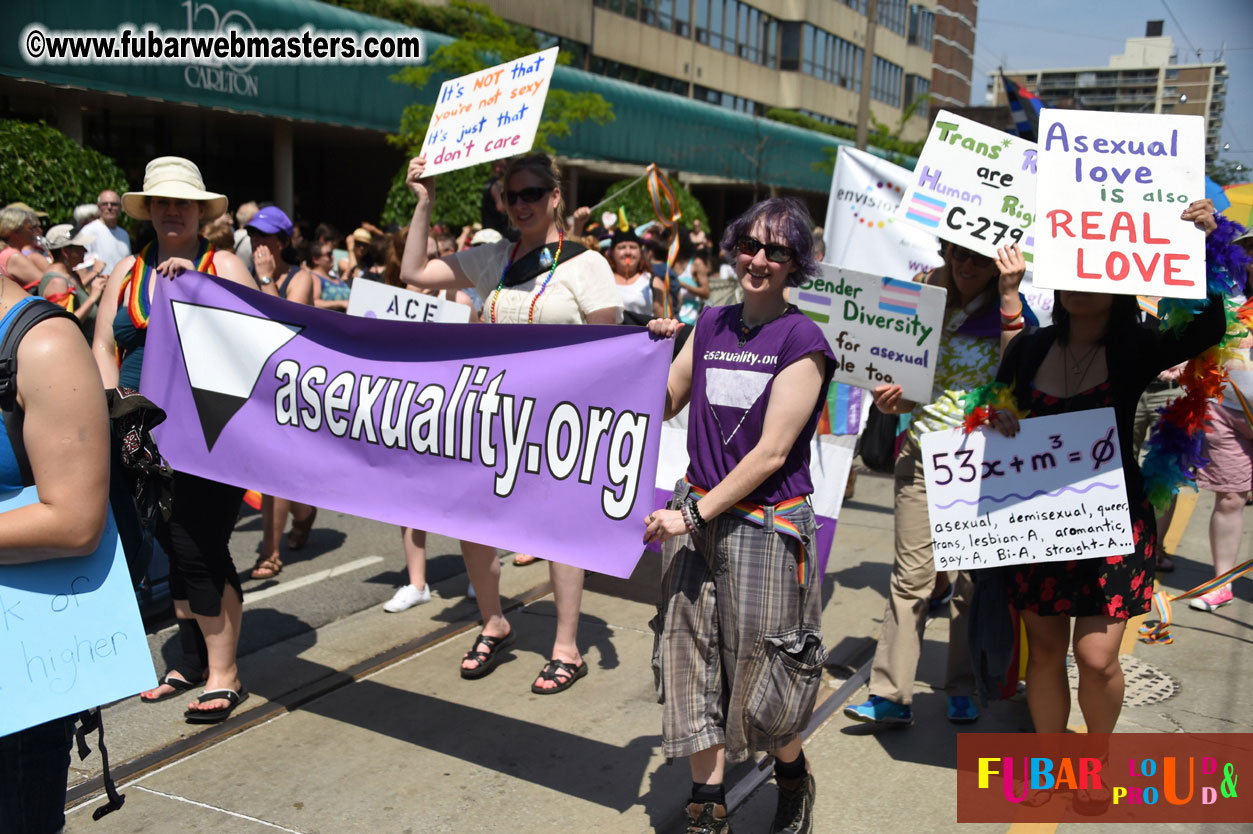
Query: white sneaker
466 580 476 600
383 583 431 612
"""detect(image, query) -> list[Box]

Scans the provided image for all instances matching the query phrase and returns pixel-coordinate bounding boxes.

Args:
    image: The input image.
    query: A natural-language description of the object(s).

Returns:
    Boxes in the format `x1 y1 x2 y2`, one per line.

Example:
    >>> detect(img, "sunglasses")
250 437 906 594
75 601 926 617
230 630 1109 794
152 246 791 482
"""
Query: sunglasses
951 247 993 267
505 186 552 206
98 201 120 208
736 235 795 264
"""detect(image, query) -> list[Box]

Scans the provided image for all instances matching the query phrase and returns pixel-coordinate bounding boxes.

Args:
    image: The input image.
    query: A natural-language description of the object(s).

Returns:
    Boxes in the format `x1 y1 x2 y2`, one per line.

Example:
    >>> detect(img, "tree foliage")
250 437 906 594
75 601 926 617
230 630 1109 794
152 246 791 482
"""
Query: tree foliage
1208 159 1248 187
765 108 924 174
361 0 614 229
0 120 129 227
600 175 709 234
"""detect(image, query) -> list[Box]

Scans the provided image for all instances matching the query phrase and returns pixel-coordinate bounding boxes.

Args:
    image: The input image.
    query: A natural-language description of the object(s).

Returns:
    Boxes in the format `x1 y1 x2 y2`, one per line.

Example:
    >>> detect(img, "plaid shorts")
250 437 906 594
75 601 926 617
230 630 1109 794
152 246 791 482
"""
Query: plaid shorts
650 481 827 763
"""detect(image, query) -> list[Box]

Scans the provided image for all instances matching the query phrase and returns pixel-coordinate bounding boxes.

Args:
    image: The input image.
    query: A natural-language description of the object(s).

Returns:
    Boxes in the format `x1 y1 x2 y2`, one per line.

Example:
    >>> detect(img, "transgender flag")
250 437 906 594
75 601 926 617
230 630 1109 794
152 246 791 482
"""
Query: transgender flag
905 193 945 228
880 276 922 316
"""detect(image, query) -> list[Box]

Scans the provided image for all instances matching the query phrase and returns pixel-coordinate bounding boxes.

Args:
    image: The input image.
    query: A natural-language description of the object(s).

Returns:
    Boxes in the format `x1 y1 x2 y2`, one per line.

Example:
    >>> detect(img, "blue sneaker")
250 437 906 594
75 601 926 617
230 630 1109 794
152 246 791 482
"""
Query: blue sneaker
843 695 913 726
947 695 979 724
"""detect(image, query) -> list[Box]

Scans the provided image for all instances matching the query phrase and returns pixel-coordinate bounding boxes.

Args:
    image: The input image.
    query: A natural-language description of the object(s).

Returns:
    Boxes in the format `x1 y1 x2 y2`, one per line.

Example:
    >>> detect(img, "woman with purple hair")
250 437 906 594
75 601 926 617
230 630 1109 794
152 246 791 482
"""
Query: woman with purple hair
644 197 834 834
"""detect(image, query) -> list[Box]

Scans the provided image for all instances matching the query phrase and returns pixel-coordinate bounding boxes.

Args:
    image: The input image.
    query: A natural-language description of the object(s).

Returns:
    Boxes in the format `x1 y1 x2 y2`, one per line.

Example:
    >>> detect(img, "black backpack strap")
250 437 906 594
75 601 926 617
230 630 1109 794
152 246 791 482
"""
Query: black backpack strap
0 298 79 487
74 708 126 820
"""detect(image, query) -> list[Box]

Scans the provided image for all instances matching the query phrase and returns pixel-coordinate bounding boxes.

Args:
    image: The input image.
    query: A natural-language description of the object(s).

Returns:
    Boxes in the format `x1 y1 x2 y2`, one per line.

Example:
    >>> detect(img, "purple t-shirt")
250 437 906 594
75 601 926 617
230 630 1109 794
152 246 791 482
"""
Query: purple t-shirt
686 304 835 505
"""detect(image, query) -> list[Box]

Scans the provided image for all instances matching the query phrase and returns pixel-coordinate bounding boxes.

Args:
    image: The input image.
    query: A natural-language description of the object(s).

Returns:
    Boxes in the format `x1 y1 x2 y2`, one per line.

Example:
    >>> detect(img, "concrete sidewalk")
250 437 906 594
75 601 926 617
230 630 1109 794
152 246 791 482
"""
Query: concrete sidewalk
65 471 1253 833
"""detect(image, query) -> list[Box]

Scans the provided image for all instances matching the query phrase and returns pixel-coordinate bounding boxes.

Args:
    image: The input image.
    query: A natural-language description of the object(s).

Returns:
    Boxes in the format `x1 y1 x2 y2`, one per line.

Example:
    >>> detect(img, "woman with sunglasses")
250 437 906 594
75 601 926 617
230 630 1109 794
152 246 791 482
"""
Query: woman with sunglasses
644 198 834 834
400 152 621 694
984 202 1226 758
844 239 1031 729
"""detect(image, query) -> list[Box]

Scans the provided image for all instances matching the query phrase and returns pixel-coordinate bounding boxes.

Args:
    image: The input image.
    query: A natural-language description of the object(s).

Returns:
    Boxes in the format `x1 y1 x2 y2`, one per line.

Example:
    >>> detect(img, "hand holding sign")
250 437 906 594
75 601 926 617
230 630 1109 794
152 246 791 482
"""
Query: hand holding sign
406 155 434 205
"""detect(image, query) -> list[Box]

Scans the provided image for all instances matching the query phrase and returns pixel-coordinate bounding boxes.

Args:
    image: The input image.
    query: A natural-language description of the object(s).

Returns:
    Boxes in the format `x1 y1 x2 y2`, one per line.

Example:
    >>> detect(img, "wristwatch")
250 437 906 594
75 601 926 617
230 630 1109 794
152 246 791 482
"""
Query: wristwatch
257 275 273 285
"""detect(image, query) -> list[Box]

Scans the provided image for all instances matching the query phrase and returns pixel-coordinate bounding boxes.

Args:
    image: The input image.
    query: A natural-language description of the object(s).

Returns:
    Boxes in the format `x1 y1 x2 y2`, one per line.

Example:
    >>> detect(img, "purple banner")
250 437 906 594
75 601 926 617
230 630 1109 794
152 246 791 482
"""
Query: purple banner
141 274 670 578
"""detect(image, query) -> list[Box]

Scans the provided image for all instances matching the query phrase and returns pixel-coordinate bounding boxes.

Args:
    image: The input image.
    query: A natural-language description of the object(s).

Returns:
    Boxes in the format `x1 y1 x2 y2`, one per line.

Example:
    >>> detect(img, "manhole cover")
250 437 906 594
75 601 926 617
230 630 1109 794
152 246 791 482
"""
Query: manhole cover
1066 653 1179 706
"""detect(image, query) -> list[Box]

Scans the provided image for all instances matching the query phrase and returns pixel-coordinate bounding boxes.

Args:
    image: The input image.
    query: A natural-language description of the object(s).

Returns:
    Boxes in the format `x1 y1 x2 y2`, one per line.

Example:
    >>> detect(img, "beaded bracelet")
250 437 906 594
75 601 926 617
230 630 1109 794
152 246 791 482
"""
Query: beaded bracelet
680 503 698 535
687 498 706 530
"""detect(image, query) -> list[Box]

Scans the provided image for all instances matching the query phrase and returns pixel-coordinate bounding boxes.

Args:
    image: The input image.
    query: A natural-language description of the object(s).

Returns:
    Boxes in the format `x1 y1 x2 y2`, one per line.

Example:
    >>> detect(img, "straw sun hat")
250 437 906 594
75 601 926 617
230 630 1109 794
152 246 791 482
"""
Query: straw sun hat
122 156 228 221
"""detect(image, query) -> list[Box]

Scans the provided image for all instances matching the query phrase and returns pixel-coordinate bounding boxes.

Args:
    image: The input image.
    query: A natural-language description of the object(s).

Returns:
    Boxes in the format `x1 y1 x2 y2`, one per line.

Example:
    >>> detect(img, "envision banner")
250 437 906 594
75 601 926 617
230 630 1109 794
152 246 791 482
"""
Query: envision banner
141 274 670 578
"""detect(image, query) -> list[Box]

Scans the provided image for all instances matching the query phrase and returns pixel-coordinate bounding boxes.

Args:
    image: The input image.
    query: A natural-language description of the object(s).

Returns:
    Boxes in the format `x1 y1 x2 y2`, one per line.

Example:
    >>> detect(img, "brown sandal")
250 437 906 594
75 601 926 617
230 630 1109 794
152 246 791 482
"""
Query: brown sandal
250 556 282 580
287 508 317 550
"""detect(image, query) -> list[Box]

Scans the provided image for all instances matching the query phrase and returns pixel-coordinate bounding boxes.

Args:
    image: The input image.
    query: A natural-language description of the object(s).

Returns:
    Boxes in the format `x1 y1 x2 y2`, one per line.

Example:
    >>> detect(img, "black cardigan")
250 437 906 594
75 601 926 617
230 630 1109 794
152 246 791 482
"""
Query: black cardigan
994 295 1228 505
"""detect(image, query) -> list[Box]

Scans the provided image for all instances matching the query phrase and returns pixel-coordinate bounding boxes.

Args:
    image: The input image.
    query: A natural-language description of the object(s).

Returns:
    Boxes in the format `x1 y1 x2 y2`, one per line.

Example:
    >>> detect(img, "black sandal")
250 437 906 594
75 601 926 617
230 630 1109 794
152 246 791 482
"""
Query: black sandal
184 687 249 724
140 671 201 704
460 630 515 680
531 657 588 694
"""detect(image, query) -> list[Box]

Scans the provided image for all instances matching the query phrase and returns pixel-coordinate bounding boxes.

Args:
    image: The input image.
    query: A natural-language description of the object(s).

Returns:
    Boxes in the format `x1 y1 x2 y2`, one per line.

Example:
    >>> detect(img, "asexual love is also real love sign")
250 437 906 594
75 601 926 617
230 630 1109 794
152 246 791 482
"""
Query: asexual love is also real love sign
1034 110 1205 299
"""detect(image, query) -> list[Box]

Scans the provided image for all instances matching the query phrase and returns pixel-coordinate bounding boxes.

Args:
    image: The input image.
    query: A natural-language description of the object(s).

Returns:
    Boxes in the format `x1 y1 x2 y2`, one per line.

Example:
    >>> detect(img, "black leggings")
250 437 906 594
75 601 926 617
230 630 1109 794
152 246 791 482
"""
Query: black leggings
157 471 245 617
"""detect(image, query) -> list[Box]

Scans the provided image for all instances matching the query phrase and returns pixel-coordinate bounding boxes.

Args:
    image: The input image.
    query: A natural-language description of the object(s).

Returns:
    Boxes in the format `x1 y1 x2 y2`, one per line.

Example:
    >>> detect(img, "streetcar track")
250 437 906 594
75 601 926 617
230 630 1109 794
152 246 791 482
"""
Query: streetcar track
66 580 556 810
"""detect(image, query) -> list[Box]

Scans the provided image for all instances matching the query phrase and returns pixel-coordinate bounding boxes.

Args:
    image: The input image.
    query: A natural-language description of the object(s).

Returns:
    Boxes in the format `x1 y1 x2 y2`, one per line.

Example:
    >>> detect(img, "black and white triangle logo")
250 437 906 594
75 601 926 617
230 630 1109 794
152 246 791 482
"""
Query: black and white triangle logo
171 301 303 451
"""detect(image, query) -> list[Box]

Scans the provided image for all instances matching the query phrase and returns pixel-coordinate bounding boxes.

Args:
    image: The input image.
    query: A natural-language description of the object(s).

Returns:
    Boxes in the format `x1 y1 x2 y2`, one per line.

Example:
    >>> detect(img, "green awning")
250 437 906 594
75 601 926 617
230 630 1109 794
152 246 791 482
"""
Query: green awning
2 0 897 192
0 0 443 131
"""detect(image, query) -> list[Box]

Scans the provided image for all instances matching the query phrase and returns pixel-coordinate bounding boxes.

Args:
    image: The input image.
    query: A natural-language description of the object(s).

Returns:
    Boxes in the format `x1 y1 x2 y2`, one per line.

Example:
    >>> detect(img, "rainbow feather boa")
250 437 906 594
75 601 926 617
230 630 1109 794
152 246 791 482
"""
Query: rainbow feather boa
1141 216 1251 510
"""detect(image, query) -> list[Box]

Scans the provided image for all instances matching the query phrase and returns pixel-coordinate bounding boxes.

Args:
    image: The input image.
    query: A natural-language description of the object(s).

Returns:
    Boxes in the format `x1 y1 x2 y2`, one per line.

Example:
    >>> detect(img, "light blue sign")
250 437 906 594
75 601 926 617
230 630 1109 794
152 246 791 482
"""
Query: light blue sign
0 487 155 735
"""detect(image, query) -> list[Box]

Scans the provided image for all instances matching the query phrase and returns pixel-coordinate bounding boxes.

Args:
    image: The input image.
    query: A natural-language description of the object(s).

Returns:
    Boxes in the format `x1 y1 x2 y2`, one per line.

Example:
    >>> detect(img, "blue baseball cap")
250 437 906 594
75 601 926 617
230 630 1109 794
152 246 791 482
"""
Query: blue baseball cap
246 205 293 236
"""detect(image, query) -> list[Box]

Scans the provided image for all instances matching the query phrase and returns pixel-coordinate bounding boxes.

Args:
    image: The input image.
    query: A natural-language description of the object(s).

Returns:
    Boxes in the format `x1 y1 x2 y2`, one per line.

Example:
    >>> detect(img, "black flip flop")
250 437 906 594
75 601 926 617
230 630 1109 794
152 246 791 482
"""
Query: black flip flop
531 658 588 694
140 672 199 704
460 631 515 680
184 687 249 724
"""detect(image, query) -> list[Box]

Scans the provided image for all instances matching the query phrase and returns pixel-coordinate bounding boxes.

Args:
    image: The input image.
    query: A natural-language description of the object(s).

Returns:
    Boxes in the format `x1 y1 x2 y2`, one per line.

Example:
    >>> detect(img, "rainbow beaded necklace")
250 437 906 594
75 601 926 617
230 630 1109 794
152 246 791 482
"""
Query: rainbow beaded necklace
119 238 216 329
488 229 563 324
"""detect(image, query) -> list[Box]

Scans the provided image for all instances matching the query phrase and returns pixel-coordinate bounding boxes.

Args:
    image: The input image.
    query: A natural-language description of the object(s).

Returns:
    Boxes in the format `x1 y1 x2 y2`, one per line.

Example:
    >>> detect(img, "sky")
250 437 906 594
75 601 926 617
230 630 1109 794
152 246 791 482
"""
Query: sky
971 0 1252 171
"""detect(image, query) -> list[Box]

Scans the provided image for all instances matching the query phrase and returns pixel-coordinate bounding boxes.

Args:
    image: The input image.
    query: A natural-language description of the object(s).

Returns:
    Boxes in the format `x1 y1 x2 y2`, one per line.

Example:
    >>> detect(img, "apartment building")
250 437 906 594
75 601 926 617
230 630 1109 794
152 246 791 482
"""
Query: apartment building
992 24 1228 162
477 0 954 143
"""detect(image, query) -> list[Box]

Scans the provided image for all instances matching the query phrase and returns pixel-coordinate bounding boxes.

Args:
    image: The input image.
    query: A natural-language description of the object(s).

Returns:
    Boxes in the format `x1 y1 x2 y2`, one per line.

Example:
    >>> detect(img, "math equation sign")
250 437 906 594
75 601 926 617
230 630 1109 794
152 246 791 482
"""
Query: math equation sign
421 47 559 177
921 408 1133 571
795 264 945 402
0 489 156 735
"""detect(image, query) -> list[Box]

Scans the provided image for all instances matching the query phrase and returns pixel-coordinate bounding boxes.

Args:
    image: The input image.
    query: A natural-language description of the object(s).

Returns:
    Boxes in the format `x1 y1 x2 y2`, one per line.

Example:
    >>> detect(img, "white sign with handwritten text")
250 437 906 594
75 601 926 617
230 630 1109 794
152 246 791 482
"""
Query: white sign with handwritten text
795 264 946 402
420 47 559 176
896 110 1038 264
1033 109 1205 299
921 408 1133 571
0 491 156 735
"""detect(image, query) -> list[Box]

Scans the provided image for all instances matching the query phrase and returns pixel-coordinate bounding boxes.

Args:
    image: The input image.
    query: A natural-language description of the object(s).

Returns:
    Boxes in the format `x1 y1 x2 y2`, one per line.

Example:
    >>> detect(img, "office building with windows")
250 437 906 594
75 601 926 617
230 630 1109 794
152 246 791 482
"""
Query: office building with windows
481 0 948 141
992 25 1228 163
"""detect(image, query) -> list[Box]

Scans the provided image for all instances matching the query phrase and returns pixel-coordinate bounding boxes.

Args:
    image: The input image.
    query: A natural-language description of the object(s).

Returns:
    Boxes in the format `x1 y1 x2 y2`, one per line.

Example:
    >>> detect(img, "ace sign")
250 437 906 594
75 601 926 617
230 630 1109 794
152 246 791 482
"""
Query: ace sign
1033 110 1206 299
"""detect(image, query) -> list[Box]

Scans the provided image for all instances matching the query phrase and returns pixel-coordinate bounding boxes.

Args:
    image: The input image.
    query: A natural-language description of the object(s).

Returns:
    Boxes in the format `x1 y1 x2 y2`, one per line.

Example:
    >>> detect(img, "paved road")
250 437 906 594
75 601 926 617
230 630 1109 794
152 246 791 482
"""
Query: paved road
146 505 481 671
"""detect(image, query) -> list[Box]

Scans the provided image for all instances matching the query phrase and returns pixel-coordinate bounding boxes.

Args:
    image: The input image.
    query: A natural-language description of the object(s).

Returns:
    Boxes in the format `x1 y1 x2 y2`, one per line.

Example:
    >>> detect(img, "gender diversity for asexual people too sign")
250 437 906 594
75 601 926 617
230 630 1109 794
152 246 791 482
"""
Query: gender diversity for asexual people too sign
420 47 559 176
1034 110 1206 299
897 110 1038 263
921 408 1134 572
795 264 946 402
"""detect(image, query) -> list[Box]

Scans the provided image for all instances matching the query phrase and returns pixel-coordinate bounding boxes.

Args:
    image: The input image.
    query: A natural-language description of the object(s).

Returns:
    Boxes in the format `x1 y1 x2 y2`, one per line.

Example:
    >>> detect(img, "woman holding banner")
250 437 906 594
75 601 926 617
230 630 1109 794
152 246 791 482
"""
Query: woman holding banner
92 156 259 722
400 152 622 694
0 260 111 834
643 197 833 834
984 200 1226 746
844 241 1031 729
